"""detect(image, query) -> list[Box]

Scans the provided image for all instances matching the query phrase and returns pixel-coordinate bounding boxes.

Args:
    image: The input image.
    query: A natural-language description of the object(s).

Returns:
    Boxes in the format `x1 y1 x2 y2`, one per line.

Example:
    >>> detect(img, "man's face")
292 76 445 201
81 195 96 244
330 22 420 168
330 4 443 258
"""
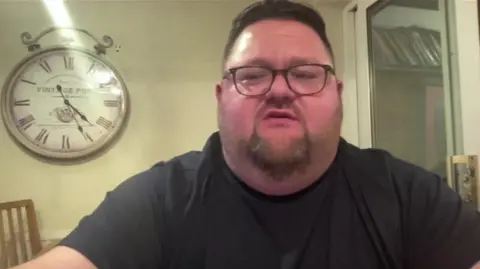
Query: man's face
217 19 343 180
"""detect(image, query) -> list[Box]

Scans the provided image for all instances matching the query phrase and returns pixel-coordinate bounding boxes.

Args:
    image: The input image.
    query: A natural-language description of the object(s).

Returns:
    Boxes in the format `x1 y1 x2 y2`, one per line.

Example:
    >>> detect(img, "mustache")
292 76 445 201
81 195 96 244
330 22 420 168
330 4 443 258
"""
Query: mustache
264 96 294 109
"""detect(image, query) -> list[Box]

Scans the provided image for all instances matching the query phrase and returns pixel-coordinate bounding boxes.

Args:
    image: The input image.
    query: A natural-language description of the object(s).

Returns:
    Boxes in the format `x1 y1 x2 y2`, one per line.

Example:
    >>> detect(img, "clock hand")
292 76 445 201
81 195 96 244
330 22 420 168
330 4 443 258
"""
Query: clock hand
71 114 93 141
61 101 85 135
66 101 93 125
72 111 85 134
56 85 93 125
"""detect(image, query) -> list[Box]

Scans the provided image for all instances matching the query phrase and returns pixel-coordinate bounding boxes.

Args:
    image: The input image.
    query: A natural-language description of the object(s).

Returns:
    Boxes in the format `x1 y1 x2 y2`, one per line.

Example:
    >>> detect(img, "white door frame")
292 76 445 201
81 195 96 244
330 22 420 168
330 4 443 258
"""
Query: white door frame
340 1 360 146
342 0 376 148
449 0 480 155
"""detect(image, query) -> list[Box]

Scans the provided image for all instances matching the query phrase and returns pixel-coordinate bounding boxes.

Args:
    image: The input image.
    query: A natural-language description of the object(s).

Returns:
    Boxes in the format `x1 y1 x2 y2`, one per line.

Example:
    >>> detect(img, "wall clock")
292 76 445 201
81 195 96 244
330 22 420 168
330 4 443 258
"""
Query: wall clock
1 28 129 160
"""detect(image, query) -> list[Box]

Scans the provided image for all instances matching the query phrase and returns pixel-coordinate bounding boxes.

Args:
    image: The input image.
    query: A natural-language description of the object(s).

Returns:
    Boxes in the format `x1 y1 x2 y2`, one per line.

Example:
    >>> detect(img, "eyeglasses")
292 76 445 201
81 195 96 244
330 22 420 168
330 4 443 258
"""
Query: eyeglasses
224 64 335 96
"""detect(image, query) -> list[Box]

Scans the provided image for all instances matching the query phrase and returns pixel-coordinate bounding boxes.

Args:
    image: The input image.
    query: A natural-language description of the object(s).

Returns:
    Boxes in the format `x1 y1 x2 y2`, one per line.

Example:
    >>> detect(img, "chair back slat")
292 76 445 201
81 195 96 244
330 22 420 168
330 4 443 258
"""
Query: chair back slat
16 208 28 262
6 209 18 265
0 200 41 268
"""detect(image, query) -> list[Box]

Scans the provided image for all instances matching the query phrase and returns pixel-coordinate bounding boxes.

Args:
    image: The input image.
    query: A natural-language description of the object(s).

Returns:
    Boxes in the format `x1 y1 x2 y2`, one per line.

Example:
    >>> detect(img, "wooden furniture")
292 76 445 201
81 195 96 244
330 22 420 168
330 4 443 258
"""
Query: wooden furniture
0 199 42 268
0 239 14 269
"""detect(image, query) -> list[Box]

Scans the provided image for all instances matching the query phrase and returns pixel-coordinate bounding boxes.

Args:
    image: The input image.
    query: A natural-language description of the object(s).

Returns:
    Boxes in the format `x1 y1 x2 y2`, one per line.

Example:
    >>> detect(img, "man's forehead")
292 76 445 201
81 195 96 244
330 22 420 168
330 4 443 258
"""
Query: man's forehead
225 20 332 68
229 30 253 63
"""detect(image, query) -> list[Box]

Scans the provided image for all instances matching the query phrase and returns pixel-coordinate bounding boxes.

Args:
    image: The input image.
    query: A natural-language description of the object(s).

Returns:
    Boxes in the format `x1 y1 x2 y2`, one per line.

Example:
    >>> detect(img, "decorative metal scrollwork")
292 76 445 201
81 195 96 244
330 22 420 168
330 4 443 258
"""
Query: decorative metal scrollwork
20 27 114 55
448 155 479 210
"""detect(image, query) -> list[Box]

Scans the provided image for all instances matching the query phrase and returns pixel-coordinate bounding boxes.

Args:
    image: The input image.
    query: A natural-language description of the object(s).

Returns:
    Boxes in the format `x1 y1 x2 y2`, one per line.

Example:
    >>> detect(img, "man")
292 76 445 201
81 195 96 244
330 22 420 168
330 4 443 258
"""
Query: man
14 1 480 269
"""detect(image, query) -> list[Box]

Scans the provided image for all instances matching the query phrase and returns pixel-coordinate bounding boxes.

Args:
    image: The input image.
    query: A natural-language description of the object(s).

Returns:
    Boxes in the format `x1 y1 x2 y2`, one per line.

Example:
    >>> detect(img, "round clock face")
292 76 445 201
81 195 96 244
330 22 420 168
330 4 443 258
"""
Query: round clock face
1 47 129 159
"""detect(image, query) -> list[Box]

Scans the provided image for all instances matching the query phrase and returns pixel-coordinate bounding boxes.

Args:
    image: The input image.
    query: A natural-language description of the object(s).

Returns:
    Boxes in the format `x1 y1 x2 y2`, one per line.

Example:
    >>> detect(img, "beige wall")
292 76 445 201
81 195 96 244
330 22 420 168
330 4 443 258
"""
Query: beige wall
0 1 346 240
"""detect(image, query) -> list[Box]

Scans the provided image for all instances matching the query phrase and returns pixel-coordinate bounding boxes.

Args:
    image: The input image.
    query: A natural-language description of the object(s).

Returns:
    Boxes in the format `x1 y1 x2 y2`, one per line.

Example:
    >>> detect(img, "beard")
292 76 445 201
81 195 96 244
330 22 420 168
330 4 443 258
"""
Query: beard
240 122 312 181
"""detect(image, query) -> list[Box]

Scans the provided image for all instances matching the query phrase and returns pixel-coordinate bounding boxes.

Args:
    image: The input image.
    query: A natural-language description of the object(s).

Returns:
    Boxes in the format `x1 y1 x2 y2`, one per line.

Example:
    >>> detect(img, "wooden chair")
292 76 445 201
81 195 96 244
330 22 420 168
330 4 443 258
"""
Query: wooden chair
0 239 14 269
0 199 42 269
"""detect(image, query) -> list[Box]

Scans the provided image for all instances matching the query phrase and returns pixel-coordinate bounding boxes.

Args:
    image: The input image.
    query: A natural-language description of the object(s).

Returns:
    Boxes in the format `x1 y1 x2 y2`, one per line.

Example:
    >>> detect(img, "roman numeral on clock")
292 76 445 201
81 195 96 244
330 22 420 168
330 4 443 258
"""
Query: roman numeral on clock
96 116 113 130
87 63 96 75
34 128 49 144
103 100 120 107
14 99 30 106
64 56 74 70
83 132 94 142
39 60 52 73
18 114 35 130
62 135 70 149
20 79 36 85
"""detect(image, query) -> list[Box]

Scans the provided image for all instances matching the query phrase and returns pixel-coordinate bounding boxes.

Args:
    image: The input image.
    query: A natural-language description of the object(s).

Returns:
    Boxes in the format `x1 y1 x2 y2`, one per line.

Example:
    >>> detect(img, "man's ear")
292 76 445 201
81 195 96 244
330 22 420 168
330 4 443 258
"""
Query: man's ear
215 84 223 103
336 79 344 96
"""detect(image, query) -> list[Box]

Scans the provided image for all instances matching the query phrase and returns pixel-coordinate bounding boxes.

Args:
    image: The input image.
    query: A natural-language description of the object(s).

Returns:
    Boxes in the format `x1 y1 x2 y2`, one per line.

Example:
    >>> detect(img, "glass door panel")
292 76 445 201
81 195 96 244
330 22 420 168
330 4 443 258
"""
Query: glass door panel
366 0 455 178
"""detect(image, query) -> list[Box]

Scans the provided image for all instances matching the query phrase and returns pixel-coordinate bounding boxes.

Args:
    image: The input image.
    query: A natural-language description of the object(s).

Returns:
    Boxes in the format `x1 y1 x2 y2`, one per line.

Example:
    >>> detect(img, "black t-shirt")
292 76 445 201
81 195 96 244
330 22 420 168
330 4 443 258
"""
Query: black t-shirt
60 132 480 269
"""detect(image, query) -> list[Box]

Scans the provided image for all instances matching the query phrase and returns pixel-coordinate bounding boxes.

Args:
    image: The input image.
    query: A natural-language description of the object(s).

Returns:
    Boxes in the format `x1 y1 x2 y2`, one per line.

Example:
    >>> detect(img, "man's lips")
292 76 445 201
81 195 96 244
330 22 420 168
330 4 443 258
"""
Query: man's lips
262 109 299 121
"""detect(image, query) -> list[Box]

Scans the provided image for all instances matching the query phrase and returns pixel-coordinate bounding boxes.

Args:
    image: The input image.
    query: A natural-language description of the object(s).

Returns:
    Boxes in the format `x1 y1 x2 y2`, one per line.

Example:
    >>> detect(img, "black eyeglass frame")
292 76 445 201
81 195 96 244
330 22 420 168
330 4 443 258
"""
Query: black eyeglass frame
223 63 336 97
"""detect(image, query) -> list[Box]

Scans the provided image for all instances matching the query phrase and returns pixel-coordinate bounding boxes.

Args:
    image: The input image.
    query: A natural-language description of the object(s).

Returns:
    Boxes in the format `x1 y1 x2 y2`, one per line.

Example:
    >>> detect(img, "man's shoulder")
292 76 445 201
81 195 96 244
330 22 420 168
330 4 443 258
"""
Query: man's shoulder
344 140 442 187
127 150 206 193
341 140 397 164
151 150 205 171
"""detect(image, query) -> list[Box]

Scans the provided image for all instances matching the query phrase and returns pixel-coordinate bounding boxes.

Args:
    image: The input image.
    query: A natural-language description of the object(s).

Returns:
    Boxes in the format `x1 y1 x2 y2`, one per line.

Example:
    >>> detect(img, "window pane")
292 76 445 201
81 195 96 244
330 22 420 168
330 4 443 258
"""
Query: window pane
367 0 454 178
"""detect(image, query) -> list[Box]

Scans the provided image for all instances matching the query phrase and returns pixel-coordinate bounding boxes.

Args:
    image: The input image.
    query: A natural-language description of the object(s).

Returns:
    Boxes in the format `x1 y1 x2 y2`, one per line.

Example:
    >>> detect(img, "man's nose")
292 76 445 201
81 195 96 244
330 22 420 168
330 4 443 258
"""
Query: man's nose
266 72 295 98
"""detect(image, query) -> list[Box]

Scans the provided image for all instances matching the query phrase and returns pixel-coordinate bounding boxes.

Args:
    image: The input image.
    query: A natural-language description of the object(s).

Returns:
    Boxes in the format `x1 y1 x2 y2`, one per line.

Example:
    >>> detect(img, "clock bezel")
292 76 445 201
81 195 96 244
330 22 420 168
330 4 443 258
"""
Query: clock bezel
0 45 130 160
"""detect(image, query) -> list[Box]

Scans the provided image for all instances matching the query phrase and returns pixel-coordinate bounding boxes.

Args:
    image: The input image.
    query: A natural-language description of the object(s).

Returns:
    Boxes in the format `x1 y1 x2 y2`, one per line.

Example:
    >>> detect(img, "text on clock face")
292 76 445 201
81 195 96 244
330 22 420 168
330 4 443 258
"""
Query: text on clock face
35 86 92 94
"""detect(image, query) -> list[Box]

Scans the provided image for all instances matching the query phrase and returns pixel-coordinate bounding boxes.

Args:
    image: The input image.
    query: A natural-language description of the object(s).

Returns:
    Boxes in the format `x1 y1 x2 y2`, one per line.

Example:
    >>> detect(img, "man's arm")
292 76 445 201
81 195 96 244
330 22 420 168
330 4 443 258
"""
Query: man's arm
392 159 480 269
11 246 96 269
12 167 166 269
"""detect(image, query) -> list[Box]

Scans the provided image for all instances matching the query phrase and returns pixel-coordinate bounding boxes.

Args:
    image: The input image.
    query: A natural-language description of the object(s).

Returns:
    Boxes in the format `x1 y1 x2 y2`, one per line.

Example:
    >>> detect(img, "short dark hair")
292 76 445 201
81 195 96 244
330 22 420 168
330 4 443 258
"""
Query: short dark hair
223 0 334 67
